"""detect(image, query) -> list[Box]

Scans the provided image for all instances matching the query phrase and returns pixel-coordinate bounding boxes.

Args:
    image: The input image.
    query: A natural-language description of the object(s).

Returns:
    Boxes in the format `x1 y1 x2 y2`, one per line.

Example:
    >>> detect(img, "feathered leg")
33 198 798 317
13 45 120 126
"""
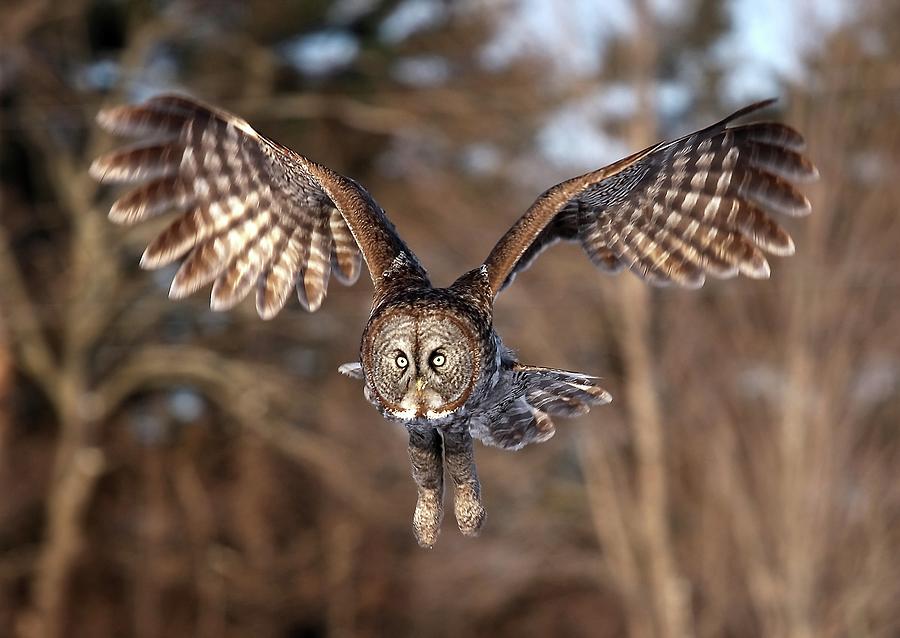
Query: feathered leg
408 428 444 548
443 429 486 536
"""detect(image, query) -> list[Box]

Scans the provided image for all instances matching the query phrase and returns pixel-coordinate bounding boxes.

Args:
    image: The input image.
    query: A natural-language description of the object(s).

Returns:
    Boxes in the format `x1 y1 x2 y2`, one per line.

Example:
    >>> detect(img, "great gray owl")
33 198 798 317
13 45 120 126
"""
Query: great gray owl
91 95 817 547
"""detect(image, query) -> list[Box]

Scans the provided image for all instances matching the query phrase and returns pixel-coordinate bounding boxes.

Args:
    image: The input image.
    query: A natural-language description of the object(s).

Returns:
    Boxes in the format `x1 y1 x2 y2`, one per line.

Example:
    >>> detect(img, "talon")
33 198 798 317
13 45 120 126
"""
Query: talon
413 489 443 548
454 482 485 536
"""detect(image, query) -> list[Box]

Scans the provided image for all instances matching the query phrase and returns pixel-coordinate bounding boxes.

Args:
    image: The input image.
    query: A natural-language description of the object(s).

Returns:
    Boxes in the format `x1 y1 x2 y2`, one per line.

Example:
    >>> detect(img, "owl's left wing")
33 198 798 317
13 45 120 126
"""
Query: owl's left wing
482 100 818 295
91 94 420 319
468 364 611 451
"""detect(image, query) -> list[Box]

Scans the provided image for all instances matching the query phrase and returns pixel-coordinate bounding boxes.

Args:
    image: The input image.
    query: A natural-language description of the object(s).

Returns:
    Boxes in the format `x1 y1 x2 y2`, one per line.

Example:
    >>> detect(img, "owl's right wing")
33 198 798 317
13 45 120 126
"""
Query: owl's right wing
91 94 422 319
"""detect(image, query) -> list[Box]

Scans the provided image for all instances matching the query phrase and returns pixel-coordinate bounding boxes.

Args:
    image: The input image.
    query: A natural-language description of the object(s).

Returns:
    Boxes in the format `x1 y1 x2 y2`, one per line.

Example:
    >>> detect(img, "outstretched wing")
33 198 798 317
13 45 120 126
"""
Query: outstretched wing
91 94 421 319
483 100 818 295
468 364 611 451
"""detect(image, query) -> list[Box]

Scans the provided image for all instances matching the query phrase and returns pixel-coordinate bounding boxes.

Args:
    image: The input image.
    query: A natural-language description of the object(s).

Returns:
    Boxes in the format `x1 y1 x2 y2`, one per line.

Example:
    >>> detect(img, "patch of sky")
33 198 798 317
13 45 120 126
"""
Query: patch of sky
536 99 632 172
656 81 692 119
76 59 120 91
477 0 683 78
127 45 179 101
168 388 206 423
281 30 360 77
715 0 855 103
391 55 451 87
479 0 632 76
529 81 695 176
379 0 449 44
477 0 853 105
328 0 380 24
460 143 502 176
593 84 638 120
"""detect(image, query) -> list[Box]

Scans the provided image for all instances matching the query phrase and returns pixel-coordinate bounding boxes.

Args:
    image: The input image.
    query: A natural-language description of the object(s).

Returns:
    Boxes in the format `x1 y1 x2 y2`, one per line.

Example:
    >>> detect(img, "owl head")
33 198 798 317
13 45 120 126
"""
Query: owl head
362 306 480 421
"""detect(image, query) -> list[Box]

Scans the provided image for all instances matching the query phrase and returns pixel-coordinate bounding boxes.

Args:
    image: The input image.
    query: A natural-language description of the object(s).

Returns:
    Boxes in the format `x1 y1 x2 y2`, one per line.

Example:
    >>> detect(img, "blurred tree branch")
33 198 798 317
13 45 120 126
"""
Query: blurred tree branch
0 224 59 400
582 2 693 637
4 10 387 635
95 344 393 521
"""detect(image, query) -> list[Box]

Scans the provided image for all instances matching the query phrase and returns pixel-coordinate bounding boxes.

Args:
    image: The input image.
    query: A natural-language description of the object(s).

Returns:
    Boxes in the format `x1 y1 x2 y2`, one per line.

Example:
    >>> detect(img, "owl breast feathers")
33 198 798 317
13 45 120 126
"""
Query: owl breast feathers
92 95 817 545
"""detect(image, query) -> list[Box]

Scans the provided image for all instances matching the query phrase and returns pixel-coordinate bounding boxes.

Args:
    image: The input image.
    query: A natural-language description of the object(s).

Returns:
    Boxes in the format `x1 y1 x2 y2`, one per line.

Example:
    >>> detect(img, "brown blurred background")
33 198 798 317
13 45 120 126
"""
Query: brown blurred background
1 1 898 637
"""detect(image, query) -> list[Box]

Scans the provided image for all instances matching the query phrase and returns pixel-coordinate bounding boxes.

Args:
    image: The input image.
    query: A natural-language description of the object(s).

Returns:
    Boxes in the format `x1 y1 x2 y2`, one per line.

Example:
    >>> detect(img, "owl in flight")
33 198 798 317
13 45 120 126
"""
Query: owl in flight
92 95 816 547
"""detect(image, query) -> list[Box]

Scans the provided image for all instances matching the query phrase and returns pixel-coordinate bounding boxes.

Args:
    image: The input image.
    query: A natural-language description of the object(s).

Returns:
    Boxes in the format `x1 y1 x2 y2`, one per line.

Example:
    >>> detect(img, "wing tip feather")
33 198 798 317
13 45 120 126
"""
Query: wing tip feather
88 157 111 182
108 200 138 225
168 274 197 300
139 248 162 270
795 195 813 217
764 234 795 257
257 303 281 321
296 280 326 313
95 106 123 132
681 273 706 290
739 257 771 279
256 288 288 320
717 98 778 127
209 284 242 312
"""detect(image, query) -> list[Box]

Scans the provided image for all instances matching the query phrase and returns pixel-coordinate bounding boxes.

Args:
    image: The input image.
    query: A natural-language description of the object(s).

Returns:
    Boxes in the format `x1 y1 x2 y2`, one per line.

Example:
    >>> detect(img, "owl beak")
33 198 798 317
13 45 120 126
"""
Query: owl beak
413 377 429 417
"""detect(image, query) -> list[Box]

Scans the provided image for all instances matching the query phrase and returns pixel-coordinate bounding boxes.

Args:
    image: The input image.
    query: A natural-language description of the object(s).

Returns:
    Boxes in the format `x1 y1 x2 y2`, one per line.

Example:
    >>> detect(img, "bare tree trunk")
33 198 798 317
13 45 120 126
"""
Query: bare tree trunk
323 508 362 638
770 88 835 638
231 433 278 637
610 1 693 636
579 427 654 638
133 444 168 638
20 405 104 638
12 113 112 638
0 330 11 474
578 2 693 628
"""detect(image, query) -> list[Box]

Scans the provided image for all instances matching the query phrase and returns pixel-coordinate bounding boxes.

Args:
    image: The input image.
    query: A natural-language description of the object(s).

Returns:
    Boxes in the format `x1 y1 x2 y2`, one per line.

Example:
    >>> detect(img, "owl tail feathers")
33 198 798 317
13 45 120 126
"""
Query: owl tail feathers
474 367 611 451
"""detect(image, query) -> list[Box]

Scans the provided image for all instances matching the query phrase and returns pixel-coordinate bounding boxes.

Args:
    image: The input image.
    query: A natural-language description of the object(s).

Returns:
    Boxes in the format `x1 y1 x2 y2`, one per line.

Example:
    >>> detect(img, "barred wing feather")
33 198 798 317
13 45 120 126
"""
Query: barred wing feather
92 94 414 319
486 100 818 294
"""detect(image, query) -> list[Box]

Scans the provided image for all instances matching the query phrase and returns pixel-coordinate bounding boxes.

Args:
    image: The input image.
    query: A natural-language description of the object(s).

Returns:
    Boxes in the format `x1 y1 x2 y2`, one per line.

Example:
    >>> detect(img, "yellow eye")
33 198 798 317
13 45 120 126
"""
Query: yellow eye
395 354 408 369
430 352 446 367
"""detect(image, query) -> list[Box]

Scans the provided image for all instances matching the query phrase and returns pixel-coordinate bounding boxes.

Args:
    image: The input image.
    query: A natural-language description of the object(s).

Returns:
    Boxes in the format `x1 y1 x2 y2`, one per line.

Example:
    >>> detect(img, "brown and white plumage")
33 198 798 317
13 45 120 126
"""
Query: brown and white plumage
92 95 816 546
485 99 818 294
91 94 416 319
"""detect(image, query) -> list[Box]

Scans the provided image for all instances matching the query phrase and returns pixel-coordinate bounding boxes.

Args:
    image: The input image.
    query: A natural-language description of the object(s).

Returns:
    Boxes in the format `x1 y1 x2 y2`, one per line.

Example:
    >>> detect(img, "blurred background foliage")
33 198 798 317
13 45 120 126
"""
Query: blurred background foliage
1 0 899 637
